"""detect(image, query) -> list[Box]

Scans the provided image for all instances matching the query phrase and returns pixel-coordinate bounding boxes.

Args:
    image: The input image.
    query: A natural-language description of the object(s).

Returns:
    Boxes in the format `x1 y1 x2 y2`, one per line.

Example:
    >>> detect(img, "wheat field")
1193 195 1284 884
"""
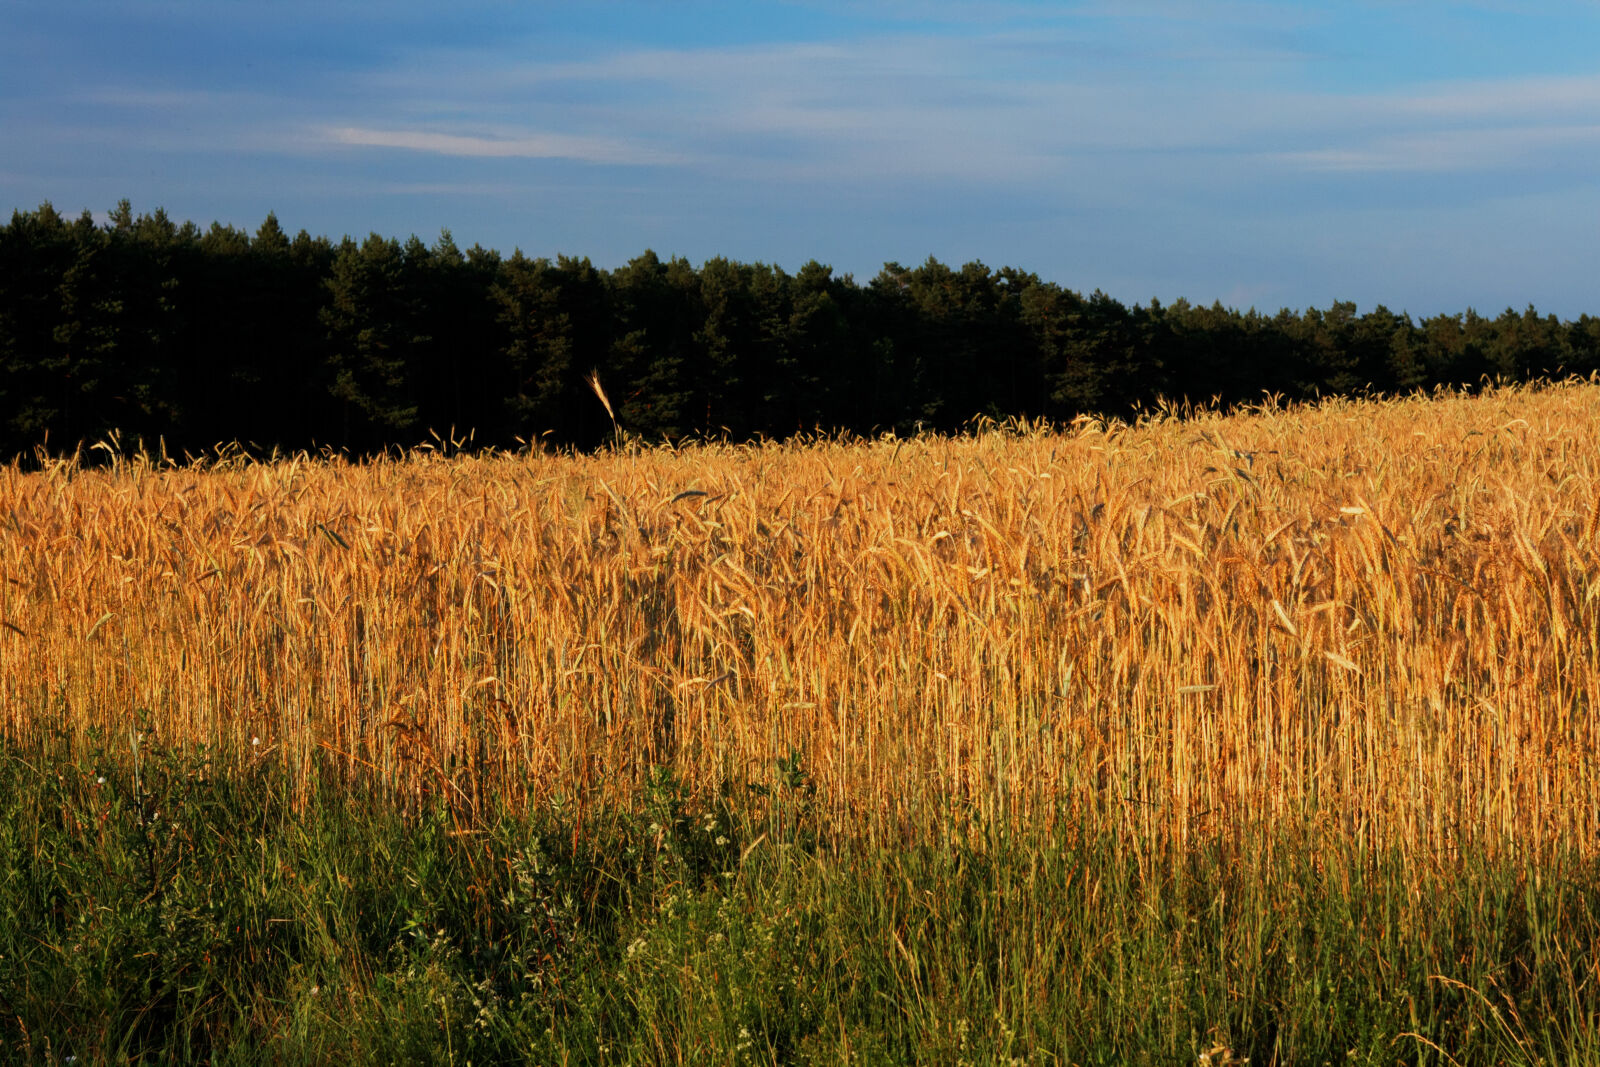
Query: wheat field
3 382 1597 860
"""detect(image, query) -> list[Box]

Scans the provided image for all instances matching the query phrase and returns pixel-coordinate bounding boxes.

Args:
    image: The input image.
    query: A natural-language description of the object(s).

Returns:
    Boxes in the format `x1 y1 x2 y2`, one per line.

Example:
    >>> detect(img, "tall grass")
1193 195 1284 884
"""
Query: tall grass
2 381 1598 859
5 736 1597 1064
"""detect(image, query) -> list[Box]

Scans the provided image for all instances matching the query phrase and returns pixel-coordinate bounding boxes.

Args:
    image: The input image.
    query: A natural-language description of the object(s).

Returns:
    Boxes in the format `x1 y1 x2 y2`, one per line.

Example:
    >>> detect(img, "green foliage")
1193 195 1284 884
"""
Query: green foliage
4 737 1600 1064
321 234 427 444
3 200 1600 461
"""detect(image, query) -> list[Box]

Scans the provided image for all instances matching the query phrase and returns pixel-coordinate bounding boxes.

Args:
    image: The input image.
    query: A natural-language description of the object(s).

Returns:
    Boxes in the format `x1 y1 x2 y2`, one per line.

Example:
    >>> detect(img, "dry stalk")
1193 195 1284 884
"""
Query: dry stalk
0 382 1596 858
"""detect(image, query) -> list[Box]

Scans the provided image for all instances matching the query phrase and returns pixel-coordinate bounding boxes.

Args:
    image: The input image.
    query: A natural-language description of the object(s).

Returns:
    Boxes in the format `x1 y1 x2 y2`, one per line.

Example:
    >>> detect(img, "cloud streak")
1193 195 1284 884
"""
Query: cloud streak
1278 124 1600 174
29 26 1600 199
341 30 1600 190
323 126 675 165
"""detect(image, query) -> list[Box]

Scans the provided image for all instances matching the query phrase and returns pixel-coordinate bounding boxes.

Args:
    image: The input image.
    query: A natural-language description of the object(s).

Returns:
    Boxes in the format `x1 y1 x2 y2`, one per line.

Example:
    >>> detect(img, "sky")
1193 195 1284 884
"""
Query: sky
2 1 1597 319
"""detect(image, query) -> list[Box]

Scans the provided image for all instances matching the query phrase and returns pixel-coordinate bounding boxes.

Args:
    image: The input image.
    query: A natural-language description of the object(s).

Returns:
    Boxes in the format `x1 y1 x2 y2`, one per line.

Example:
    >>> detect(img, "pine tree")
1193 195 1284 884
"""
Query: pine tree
322 234 422 448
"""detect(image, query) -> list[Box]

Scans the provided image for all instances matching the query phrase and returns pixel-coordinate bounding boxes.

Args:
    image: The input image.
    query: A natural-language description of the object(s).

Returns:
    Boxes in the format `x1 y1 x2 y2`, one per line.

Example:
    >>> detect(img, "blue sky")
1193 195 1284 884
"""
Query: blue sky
3 1 1597 318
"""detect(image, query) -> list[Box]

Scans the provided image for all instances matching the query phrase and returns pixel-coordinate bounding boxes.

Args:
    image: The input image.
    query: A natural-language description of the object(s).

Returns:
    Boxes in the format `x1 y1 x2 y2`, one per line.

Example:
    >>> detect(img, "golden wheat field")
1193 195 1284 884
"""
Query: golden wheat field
3 383 1598 858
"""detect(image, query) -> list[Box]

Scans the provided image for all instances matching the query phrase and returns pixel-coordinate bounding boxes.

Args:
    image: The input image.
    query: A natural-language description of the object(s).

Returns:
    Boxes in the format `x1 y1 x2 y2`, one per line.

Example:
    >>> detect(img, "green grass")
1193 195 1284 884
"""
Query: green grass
2 735 1597 1065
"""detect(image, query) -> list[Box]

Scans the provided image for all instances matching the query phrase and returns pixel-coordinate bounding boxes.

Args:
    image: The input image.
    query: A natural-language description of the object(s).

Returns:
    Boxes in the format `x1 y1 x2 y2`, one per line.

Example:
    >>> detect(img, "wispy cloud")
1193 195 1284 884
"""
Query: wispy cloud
322 126 675 165
339 33 1280 184
338 29 1600 191
378 181 542 197
42 25 1600 196
1392 72 1600 119
1279 124 1600 174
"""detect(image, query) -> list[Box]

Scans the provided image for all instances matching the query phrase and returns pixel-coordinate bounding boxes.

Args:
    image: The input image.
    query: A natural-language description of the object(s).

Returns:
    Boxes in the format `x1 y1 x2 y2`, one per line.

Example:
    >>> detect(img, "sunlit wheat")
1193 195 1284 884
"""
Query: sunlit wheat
1 380 1596 861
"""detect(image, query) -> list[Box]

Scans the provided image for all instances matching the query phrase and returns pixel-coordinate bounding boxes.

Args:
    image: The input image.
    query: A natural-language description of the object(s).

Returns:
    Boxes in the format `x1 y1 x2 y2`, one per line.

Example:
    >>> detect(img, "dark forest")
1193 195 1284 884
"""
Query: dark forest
3 200 1596 459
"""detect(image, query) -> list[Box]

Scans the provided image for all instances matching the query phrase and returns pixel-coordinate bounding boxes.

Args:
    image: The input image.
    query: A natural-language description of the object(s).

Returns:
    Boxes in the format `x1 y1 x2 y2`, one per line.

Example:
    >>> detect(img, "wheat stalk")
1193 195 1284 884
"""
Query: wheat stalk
585 368 621 447
1 380 1596 860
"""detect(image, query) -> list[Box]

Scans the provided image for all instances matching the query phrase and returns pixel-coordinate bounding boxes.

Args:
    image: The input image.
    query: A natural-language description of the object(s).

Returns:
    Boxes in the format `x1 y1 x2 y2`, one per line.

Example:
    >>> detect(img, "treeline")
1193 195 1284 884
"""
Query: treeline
3 200 1598 458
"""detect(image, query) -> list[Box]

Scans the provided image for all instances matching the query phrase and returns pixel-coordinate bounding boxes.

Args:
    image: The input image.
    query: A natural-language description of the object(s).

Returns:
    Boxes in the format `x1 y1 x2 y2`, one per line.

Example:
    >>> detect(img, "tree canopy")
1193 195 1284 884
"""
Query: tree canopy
2 201 1595 459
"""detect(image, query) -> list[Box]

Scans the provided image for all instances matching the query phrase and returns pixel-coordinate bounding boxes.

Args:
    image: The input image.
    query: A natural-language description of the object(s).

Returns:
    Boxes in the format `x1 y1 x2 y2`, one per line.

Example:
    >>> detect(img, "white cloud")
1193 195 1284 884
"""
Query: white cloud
328 29 1599 193
321 126 677 165
378 181 539 196
1392 73 1600 119
31 26 1600 197
1277 124 1600 174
